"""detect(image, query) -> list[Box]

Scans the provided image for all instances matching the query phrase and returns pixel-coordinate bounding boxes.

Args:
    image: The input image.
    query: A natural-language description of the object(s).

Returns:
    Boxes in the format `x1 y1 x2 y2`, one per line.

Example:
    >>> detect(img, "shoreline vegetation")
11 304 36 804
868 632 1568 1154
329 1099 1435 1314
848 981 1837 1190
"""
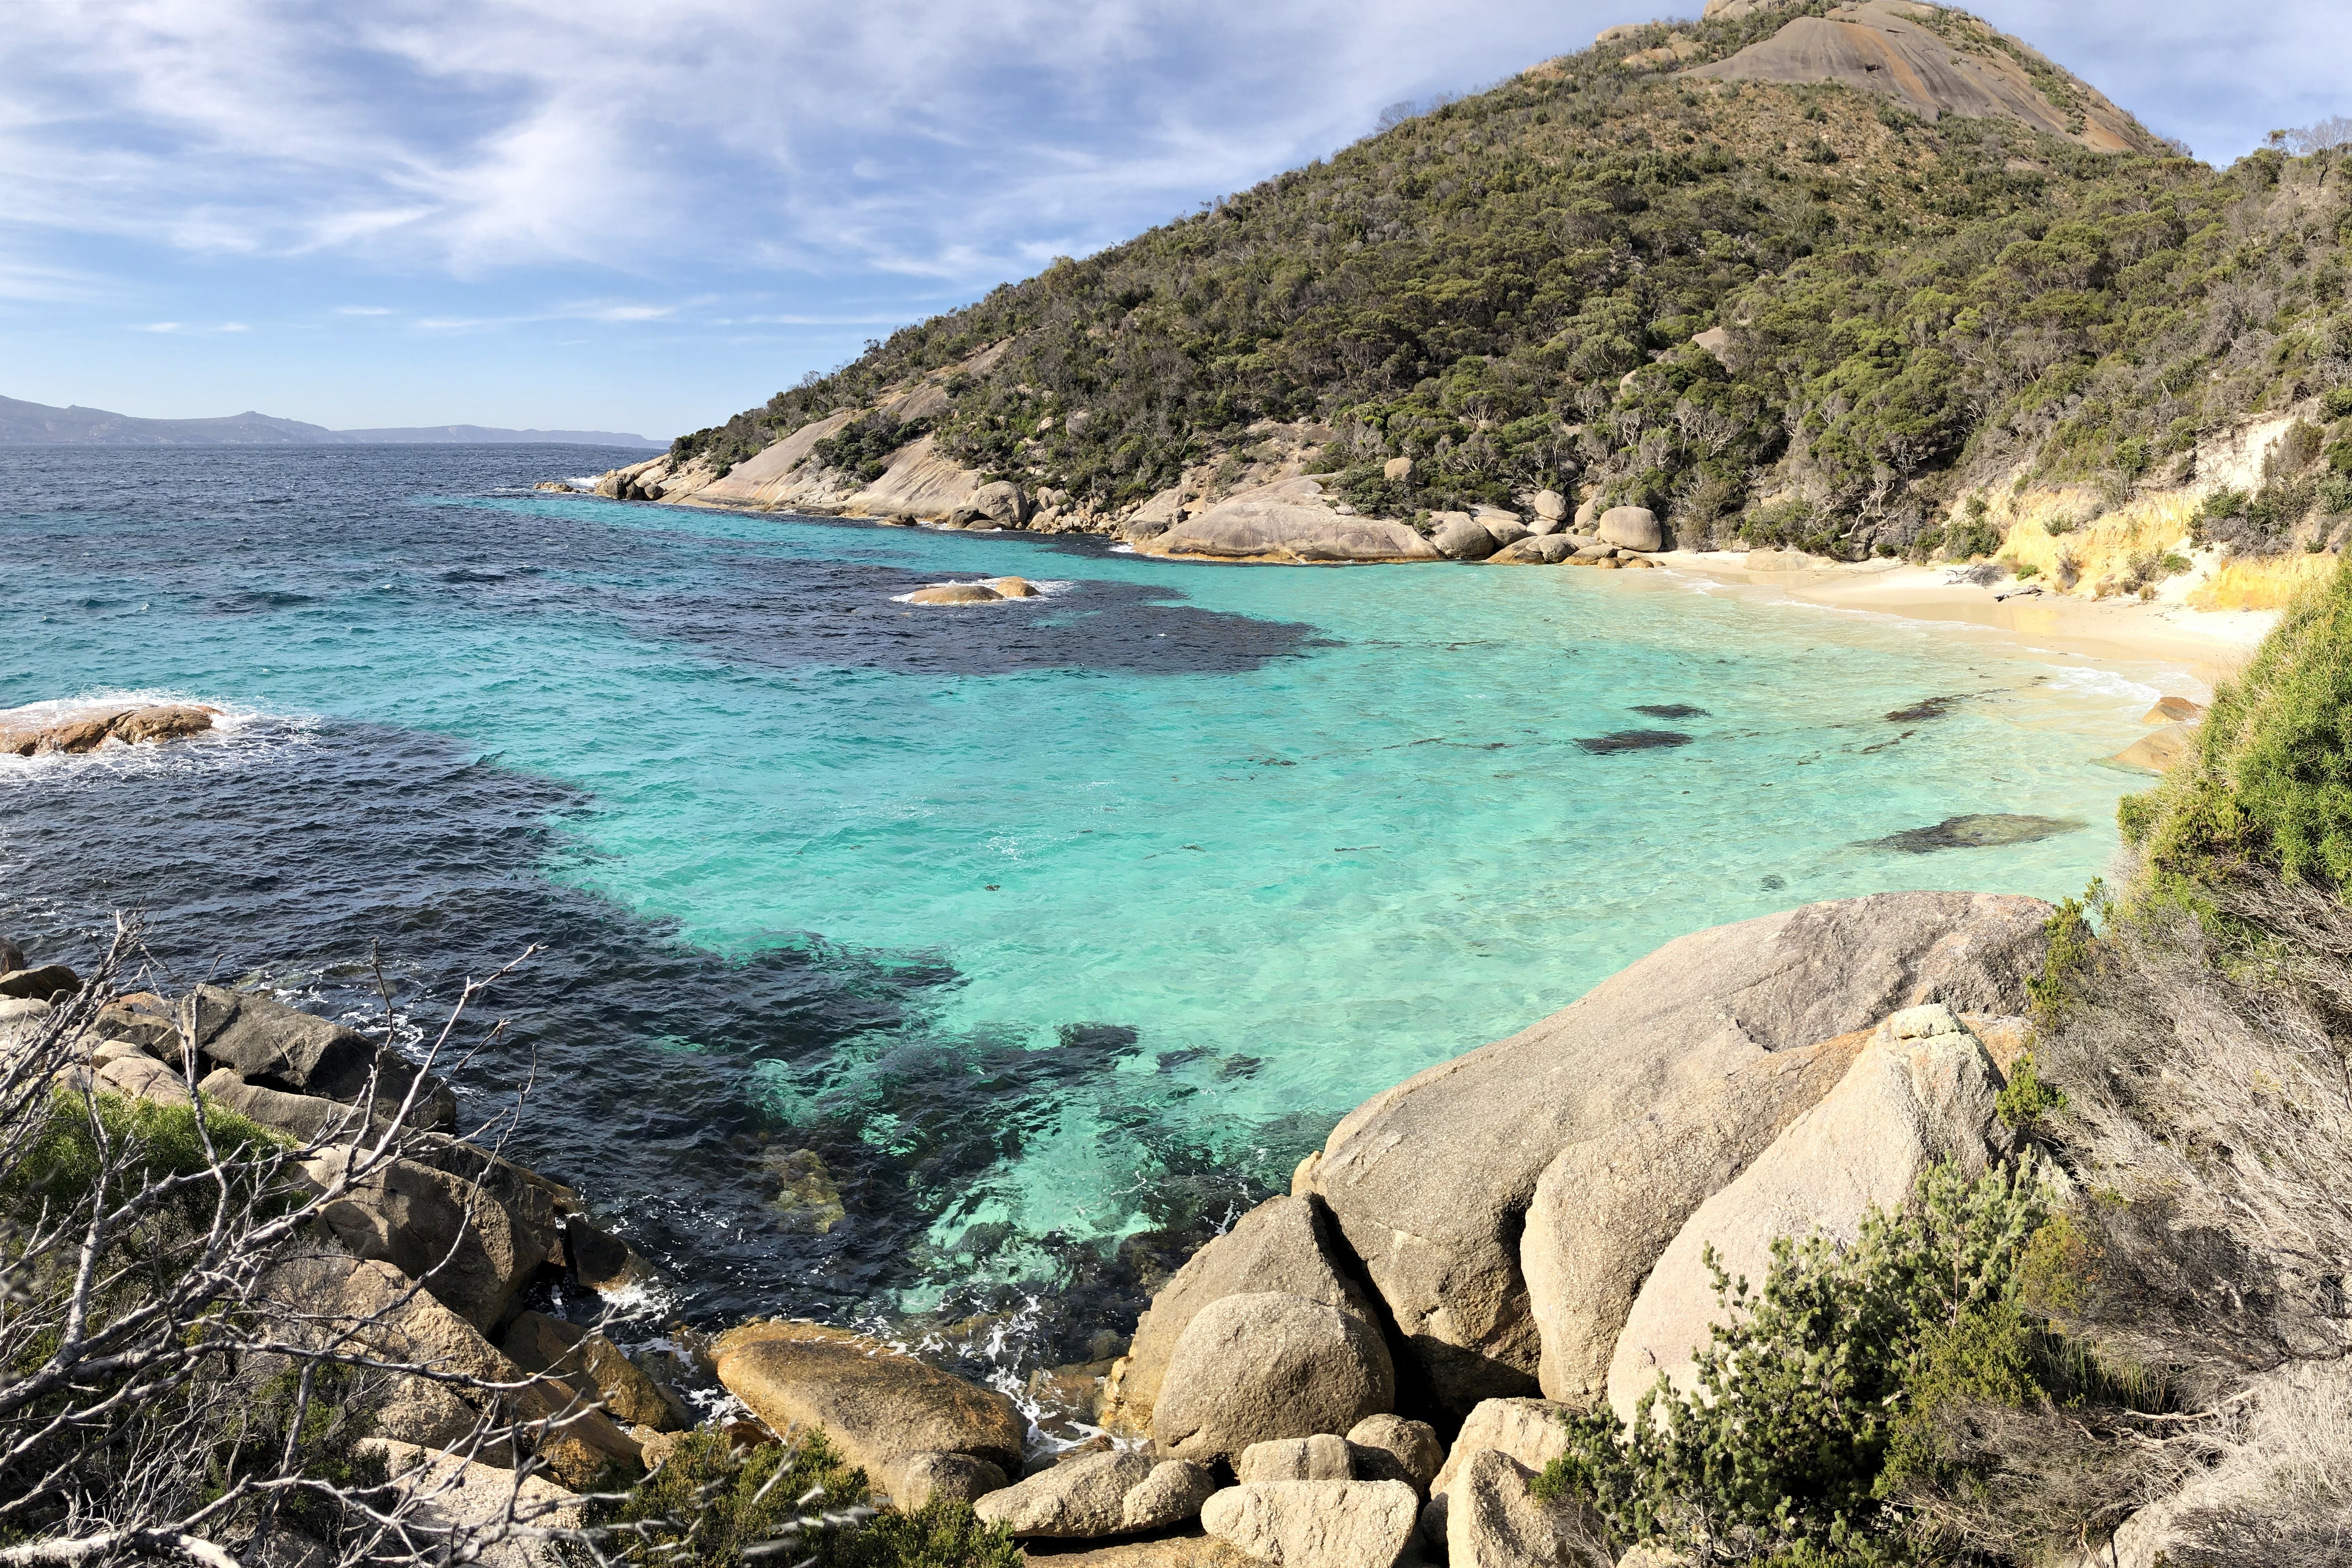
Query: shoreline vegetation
14 556 2352 1562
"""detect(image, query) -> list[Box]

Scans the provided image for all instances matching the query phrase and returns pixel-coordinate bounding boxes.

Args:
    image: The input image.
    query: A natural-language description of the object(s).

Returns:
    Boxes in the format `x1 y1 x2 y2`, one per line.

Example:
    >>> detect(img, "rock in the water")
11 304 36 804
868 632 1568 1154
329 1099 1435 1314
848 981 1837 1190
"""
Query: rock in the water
1432 514 1500 561
2142 695 2205 724
713 1320 1027 1498
111 705 218 744
0 965 80 1002
1422 1399 1578 1544
1300 892 2050 1417
1522 1026 1868 1405
1150 1292 1395 1467
2104 723 2192 775
895 1451 1010 1509
985 576 1041 598
504 1310 693 1431
307 1150 557 1333
1864 814 2086 853
1102 1194 1381 1436
1607 1010 2010 1417
1237 1433 1353 1484
1446 1448 1595 1568
1120 1460 1219 1531
1572 729 1690 754
1531 490 1567 523
1344 1415 1443 1494
0 938 22 974
565 1215 656 1293
762 1146 847 1233
185 985 375 1098
907 582 1003 605
1596 507 1661 552
973 1448 1154 1537
1199 1479 1420 1568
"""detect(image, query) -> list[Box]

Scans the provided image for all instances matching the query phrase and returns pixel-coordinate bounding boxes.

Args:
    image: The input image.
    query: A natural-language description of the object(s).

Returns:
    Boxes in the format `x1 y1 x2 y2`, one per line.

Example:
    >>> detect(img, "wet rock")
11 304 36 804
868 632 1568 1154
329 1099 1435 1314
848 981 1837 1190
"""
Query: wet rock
1864 814 2086 853
0 937 21 973
762 1147 847 1234
1344 1415 1444 1495
907 582 1003 605
986 576 1042 598
1150 1292 1395 1467
112 705 218 744
973 1448 1154 1537
185 985 373 1098
1237 1433 1352 1483
1199 1478 1420 1568
565 1215 656 1294
712 1319 1027 1499
504 1310 693 1431
896 1451 1010 1509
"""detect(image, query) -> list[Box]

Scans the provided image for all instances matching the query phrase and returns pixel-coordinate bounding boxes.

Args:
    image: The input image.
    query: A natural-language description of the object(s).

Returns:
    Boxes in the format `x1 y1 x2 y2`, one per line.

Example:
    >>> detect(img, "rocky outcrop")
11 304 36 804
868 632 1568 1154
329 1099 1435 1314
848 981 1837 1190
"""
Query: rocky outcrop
712 1320 1027 1499
1199 1479 1421 1568
0 703 218 757
1100 1194 1381 1435
1685 2 2148 154
1421 1399 1577 1545
1606 1004 2012 1416
1150 1292 1396 1467
1298 892 2051 1417
1520 1025 1871 1405
1145 478 1441 564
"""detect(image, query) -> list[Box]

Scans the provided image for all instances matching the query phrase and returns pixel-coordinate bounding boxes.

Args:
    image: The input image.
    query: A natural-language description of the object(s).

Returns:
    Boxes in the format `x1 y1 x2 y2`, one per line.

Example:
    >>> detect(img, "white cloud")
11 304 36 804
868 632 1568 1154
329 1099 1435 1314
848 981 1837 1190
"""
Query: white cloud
336 305 393 315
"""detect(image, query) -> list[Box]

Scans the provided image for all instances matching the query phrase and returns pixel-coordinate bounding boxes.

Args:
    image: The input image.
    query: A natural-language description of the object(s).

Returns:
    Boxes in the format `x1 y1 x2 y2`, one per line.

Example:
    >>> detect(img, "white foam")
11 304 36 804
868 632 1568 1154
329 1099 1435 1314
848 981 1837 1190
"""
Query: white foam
2039 665 2164 705
0 690 317 788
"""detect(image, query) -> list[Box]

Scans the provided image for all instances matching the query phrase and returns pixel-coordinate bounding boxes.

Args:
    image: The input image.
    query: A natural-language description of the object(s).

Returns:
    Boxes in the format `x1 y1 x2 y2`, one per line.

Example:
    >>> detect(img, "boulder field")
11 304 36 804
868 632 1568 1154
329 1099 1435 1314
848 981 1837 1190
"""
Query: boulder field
3 887 2058 1560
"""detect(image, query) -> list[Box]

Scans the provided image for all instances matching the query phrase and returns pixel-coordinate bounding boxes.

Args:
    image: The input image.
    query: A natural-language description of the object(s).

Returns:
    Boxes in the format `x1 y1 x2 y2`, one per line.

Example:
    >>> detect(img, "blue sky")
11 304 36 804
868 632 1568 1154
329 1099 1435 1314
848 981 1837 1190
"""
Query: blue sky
2 0 2343 441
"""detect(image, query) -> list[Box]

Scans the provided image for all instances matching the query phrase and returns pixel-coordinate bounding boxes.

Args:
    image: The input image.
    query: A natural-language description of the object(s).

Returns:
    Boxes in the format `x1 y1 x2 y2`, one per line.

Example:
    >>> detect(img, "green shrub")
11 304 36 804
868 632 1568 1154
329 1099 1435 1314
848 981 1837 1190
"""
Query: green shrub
2121 553 2352 887
578 1428 1017 1568
1994 1052 2067 1133
1534 1161 2064 1565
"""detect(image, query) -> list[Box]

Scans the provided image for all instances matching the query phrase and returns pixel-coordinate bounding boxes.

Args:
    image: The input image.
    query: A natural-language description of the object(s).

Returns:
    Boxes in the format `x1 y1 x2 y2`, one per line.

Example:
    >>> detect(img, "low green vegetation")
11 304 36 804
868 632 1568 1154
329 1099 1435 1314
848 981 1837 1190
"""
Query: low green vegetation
578 1428 1019 1568
1533 1160 2118 1565
2121 553 2352 888
671 6 2352 555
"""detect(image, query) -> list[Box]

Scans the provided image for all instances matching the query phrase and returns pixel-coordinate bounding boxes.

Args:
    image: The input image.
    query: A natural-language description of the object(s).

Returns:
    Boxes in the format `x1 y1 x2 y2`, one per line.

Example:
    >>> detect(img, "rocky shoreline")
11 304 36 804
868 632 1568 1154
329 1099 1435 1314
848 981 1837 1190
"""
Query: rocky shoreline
4 883 2092 1566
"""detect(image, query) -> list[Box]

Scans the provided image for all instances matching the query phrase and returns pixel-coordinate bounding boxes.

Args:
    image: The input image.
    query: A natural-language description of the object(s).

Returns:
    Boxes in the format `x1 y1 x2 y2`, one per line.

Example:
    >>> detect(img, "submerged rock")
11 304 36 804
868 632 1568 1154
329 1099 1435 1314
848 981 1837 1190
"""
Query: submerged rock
1631 703 1708 719
1572 730 1692 754
1865 814 2086 853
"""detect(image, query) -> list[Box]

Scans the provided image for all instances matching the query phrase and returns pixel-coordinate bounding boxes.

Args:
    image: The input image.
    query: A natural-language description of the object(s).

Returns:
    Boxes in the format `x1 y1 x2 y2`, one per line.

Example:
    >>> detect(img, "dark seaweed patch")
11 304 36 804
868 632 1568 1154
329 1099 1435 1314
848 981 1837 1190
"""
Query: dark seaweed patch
1864 813 2086 853
1885 695 1962 723
1575 729 1694 755
1633 703 1709 719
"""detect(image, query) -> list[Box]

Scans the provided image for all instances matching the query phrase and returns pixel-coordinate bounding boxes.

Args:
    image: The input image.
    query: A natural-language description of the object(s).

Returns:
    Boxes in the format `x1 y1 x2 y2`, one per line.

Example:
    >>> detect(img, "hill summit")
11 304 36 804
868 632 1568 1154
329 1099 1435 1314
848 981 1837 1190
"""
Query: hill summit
609 2 2352 576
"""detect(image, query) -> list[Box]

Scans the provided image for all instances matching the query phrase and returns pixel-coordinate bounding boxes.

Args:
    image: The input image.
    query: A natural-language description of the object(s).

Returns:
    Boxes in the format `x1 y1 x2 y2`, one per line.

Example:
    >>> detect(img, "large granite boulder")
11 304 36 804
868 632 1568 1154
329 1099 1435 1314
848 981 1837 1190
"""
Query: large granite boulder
1596 507 1662 552
894 1451 1010 1509
1121 1459 1220 1531
1520 1025 1871 1405
1199 1479 1421 1568
1431 514 1500 560
1345 1414 1443 1494
974 1449 1154 1537
971 480 1030 526
307 1152 555 1334
1300 892 2050 1417
1101 1194 1381 1435
1153 479 1441 563
1445 1448 1594 1567
1421 1398 1577 1544
1150 1293 1395 1467
1606 1006 2011 1417
185 985 375 1097
713 1320 1026 1497
1237 1434 1352 1484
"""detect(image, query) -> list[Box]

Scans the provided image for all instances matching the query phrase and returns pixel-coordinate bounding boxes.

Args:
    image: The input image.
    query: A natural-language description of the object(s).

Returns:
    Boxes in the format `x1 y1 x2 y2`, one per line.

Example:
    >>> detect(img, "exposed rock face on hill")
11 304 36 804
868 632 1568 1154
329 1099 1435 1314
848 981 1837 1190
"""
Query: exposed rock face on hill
1685 1 2142 153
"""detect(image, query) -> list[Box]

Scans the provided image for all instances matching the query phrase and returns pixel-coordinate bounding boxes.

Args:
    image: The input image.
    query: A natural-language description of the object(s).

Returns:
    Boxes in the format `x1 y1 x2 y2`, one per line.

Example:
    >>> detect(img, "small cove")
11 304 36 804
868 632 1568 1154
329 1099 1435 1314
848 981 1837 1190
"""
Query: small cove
1 445 2182 1381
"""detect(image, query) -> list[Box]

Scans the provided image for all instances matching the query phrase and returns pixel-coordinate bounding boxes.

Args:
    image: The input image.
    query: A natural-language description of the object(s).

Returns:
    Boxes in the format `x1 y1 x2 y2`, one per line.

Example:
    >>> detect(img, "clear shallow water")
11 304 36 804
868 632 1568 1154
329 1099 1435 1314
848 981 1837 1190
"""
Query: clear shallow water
0 446 2182 1377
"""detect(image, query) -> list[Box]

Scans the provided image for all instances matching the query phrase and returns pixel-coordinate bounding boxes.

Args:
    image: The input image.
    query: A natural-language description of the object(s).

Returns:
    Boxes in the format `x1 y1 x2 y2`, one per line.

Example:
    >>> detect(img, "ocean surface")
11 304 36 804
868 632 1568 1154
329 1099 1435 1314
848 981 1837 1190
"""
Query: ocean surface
0 445 2182 1386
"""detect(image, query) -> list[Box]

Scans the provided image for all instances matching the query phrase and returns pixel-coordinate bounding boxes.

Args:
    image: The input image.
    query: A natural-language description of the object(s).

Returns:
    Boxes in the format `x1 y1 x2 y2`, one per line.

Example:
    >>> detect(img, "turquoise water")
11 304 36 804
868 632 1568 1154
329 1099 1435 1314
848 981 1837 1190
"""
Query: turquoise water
2 446 2181 1338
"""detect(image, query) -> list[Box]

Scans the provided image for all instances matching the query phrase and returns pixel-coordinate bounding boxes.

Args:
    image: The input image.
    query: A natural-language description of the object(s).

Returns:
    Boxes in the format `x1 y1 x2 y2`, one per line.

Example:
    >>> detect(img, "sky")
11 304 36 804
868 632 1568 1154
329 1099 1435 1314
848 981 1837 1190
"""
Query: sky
1 1 2345 441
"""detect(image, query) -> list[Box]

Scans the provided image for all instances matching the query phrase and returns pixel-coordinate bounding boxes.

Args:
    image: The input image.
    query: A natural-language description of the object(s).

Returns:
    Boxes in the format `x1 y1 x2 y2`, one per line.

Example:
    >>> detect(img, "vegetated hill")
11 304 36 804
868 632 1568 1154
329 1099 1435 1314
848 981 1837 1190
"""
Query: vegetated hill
663 0 2352 562
0 395 659 447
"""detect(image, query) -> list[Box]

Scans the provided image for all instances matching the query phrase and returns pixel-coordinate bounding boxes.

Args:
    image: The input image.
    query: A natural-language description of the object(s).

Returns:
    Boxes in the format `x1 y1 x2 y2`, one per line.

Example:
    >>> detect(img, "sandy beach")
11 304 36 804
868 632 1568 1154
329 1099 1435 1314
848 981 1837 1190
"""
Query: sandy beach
1649 551 2275 700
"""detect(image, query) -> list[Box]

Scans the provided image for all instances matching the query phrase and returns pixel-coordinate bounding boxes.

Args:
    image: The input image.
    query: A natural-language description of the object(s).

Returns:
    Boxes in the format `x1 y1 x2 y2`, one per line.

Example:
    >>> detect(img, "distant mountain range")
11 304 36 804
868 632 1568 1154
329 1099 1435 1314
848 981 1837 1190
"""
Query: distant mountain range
0 395 661 448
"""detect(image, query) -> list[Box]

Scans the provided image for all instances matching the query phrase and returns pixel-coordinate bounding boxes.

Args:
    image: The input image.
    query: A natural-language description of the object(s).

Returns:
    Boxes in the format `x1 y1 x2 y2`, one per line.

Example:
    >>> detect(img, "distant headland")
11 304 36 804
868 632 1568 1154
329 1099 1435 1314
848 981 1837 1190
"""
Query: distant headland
0 393 660 448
